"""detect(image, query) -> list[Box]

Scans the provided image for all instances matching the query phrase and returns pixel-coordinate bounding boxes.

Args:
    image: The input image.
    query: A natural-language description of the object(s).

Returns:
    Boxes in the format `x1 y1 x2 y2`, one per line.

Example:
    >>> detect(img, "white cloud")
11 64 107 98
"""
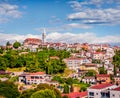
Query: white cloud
65 23 92 29
68 0 120 25
0 3 22 23
46 32 120 44
0 32 120 45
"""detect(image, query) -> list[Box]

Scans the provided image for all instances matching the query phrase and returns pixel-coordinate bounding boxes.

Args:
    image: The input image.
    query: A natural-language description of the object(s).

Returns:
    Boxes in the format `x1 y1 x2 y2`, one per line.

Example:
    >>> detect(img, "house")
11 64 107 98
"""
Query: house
90 44 101 51
80 63 98 72
87 83 117 98
63 57 92 71
110 86 120 98
96 74 111 84
23 38 42 46
19 72 50 85
82 76 96 84
105 48 115 59
92 52 105 60
63 58 81 71
23 38 42 52
114 76 120 85
62 91 87 98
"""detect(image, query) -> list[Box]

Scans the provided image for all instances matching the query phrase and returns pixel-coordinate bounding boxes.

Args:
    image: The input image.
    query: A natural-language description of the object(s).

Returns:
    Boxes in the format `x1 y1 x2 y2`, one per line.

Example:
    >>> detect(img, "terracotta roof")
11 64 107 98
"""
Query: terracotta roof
62 91 87 98
90 83 113 89
85 63 96 67
113 86 120 91
94 52 105 54
84 76 95 79
24 38 42 45
19 72 45 76
96 74 110 77
65 58 85 60
50 56 59 59
29 72 45 75
0 71 11 74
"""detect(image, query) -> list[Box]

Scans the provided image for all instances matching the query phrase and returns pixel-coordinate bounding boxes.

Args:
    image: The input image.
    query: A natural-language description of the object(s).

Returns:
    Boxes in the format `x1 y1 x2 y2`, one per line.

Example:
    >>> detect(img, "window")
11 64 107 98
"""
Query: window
89 92 94 96
31 76 34 79
112 94 115 97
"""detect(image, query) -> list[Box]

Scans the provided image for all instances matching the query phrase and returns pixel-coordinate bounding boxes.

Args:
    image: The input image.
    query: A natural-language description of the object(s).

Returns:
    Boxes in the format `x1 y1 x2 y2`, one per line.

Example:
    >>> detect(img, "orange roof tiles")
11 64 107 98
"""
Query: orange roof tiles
113 86 120 91
62 91 87 98
96 74 110 77
90 83 113 89
29 72 45 75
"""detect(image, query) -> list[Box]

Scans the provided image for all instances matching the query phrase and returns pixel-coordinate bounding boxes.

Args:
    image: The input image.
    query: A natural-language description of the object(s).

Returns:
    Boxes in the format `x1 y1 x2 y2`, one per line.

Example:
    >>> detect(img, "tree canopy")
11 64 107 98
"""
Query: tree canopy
30 89 56 98
13 41 21 49
0 81 20 98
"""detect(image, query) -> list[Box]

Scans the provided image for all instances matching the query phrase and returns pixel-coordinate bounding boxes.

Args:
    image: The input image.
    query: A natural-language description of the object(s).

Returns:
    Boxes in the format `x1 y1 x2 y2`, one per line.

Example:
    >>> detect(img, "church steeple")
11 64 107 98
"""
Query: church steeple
42 28 46 44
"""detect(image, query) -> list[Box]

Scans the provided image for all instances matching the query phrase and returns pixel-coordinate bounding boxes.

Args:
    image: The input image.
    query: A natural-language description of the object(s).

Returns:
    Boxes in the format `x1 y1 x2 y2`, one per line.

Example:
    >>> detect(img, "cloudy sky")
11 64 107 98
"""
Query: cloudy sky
0 0 120 45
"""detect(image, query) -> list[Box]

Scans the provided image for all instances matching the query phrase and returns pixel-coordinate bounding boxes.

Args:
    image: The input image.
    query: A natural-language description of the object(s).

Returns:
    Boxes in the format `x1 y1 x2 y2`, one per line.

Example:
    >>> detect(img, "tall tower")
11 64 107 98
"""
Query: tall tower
42 28 46 44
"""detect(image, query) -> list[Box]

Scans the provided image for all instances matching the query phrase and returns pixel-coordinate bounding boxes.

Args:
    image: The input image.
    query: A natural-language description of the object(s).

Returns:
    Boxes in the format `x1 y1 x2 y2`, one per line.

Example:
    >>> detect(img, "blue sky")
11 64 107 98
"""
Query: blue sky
0 0 120 45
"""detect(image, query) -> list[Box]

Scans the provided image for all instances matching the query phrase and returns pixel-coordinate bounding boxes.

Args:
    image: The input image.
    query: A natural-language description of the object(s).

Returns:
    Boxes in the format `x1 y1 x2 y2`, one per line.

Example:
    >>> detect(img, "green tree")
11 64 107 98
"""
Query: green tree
85 70 97 76
63 84 69 94
52 76 65 83
0 81 20 98
0 49 3 54
19 89 35 98
66 77 74 85
13 41 21 49
0 57 7 70
99 65 107 74
35 83 61 98
30 89 56 98
6 41 11 46
62 95 69 98
114 64 117 76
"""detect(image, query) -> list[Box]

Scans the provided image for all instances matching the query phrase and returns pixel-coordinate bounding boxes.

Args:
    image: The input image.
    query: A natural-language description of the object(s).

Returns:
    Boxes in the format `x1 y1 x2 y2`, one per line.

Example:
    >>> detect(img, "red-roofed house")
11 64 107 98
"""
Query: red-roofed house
23 38 42 52
80 63 98 72
110 86 120 98
87 83 118 98
96 74 111 84
92 52 105 60
24 38 42 46
19 72 51 85
62 91 87 98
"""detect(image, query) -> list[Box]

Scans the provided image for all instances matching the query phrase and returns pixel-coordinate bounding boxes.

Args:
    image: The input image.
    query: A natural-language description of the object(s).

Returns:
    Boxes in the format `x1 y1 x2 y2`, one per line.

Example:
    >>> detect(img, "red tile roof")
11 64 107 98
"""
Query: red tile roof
29 72 45 75
90 83 113 89
96 74 110 77
85 63 96 67
62 91 87 98
113 86 120 91
50 56 59 59
65 58 85 60
94 52 105 54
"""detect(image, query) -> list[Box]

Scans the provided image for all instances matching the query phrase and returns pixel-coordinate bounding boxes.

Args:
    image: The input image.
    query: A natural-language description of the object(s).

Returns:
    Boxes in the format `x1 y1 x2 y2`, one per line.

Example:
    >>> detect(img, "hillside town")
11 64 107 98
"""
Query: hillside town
0 36 120 98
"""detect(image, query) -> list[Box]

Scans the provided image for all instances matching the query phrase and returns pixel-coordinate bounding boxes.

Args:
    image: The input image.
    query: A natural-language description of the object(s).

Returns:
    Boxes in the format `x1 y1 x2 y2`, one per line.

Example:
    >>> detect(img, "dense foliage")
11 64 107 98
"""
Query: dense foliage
113 50 120 69
85 70 97 76
20 83 61 98
0 81 20 98
112 50 120 75
13 41 21 49
30 89 56 98
0 49 70 74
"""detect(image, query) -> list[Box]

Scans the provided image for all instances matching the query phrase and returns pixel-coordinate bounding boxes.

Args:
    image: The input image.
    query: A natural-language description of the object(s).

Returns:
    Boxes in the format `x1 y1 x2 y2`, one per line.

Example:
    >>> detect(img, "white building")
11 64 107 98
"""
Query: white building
19 72 51 85
63 58 91 71
110 86 120 98
87 83 118 98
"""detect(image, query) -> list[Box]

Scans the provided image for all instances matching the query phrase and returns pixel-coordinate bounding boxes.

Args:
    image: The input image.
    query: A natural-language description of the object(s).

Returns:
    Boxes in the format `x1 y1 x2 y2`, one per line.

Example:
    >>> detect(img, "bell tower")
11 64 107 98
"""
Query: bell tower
42 28 46 44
